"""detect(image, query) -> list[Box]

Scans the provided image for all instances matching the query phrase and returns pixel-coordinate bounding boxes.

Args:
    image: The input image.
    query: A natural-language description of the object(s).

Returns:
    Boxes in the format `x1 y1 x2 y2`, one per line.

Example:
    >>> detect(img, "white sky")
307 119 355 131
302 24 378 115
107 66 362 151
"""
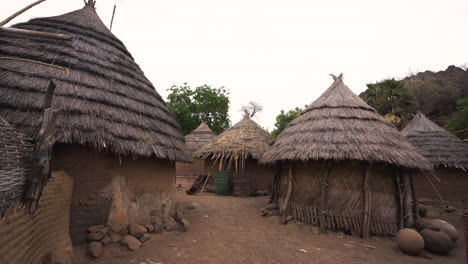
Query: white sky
3 0 468 131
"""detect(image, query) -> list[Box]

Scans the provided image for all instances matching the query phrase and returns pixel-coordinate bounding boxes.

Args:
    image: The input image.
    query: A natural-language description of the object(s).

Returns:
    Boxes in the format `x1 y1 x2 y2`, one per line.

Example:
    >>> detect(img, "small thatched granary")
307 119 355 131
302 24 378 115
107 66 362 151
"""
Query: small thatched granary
0 117 34 215
195 116 275 194
261 74 431 237
0 2 191 244
401 112 468 202
176 122 216 188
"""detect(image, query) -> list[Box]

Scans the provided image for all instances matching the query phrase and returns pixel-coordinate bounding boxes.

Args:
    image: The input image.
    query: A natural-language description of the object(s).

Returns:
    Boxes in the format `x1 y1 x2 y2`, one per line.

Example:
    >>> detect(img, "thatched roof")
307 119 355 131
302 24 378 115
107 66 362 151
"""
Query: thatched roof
184 122 216 154
401 112 468 170
261 75 431 170
194 117 273 160
0 3 191 162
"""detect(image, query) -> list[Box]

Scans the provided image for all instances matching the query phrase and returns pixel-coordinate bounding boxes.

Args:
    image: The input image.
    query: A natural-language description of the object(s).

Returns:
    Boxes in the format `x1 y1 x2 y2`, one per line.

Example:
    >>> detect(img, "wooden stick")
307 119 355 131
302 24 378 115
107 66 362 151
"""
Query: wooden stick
408 170 419 219
424 172 445 204
0 27 73 41
281 162 294 224
362 164 372 239
0 0 47 26
110 4 117 31
0 57 70 75
199 155 220 193
319 161 331 232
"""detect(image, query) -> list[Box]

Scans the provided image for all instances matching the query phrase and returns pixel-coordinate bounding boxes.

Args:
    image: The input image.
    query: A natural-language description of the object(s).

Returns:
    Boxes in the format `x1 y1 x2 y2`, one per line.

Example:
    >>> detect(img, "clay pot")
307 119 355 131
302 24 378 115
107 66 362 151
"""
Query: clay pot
414 218 458 242
414 218 432 232
395 228 425 256
420 228 455 255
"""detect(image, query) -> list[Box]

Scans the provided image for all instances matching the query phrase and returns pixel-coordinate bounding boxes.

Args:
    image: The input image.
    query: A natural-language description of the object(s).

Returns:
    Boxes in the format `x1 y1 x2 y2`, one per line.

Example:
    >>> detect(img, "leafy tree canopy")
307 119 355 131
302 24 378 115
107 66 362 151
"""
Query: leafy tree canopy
166 83 231 135
447 97 468 139
360 78 416 120
271 106 303 138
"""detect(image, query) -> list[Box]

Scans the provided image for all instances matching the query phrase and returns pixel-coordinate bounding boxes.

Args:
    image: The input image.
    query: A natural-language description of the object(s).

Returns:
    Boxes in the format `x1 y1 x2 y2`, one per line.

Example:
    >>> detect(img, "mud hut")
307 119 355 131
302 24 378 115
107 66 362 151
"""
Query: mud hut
0 2 191 244
261 74 431 237
401 112 468 202
0 117 34 215
176 122 216 188
195 116 275 194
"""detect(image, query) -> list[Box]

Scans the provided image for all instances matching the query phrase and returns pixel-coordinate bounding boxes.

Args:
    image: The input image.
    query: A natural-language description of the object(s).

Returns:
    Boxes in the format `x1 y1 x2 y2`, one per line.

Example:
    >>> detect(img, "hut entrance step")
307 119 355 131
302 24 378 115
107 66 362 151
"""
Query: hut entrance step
232 172 250 197
215 171 230 195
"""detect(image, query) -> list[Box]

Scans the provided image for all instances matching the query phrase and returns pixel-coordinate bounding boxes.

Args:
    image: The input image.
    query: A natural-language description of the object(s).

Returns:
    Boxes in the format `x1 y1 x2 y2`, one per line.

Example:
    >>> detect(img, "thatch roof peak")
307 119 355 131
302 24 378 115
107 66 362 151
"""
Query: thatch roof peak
261 77 431 170
194 117 273 160
0 7 191 162
184 122 216 154
401 112 468 169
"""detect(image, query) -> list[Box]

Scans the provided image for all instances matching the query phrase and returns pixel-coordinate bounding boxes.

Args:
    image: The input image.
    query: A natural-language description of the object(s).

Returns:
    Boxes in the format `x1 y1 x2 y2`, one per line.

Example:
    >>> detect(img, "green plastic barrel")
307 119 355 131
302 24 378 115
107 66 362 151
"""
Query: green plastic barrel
215 171 230 195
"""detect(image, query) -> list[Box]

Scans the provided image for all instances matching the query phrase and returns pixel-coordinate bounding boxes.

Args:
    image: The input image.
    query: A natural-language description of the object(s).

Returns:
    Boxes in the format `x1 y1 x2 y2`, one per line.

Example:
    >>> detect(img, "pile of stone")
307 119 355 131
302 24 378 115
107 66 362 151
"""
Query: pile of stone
87 204 189 258
396 217 458 256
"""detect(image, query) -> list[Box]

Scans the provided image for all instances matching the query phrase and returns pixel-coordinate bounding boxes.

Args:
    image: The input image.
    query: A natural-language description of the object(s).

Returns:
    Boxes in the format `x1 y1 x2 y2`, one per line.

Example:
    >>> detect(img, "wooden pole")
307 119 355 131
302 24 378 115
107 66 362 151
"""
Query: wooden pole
281 162 294 224
0 0 47 26
109 4 117 31
24 80 58 212
0 27 72 40
362 164 372 239
401 170 414 228
395 168 404 229
319 161 331 232
408 170 419 219
268 162 281 205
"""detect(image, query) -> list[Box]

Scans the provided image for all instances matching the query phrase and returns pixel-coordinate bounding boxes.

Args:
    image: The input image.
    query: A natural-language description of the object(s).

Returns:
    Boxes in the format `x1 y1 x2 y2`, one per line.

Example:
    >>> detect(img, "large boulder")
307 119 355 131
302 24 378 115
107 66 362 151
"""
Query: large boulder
88 242 104 258
124 235 142 251
395 228 425 256
87 231 105 242
420 228 455 255
415 218 458 242
128 223 146 239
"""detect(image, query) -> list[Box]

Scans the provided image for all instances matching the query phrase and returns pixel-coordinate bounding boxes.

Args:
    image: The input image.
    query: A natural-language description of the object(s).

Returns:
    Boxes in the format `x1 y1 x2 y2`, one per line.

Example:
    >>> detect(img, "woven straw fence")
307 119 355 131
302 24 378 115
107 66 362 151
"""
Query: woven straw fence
0 120 34 215
0 171 73 264
278 161 399 236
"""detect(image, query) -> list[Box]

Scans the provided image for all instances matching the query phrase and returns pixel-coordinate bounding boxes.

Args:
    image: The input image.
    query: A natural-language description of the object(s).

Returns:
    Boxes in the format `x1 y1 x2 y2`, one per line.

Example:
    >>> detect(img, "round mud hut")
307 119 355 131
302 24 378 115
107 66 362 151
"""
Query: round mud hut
194 116 275 195
0 2 191 244
176 122 216 188
260 74 431 237
401 112 468 203
0 117 34 215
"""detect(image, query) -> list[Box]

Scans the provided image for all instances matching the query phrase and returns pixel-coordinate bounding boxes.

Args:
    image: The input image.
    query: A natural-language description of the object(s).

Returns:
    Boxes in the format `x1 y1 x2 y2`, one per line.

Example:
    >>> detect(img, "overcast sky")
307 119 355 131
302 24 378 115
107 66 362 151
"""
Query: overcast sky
3 0 468 130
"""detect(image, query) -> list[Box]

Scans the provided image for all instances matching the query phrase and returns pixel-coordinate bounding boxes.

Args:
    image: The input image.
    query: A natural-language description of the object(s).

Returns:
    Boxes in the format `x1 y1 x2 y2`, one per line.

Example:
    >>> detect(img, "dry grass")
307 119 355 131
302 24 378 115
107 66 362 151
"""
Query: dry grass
261 76 431 170
184 122 216 155
401 112 468 170
0 5 191 162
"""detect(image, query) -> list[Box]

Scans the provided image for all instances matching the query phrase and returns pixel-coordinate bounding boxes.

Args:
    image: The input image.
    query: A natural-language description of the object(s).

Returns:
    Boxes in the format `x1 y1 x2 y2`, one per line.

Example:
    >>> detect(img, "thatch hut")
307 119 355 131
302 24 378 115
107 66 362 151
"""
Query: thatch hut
0 2 191 244
194 116 275 194
261 74 431 237
0 117 34 215
401 112 468 203
176 122 216 188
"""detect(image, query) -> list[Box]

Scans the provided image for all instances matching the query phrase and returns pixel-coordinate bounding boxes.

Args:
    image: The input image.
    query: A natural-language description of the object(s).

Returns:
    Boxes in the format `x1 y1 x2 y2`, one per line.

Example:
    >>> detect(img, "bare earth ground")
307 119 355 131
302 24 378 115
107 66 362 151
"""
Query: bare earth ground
72 190 466 264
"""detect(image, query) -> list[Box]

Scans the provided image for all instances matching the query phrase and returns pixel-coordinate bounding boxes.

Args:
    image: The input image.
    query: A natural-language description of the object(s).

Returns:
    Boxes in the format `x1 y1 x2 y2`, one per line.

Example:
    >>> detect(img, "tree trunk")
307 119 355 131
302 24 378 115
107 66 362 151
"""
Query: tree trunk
281 163 294 224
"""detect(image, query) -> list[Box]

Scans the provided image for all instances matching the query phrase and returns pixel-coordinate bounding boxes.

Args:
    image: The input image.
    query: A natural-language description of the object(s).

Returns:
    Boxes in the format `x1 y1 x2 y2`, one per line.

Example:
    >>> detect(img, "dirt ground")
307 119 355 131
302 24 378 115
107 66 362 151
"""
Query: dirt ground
72 191 467 264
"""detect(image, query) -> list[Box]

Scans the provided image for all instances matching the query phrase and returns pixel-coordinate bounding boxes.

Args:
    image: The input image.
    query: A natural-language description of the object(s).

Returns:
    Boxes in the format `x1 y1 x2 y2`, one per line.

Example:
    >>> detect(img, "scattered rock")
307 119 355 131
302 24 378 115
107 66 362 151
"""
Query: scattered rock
420 228 455 255
97 227 110 234
164 218 177 231
108 230 123 243
441 205 456 213
87 225 105 233
88 242 104 258
101 235 112 246
153 224 164 234
180 219 189 232
150 215 164 226
118 228 129 236
395 228 425 256
174 203 184 220
311 226 320 235
87 231 105 242
259 208 268 216
124 235 142 251
128 223 146 239
185 202 200 210
265 203 279 211
42 250 71 264
139 233 151 243
286 215 294 223
145 224 154 233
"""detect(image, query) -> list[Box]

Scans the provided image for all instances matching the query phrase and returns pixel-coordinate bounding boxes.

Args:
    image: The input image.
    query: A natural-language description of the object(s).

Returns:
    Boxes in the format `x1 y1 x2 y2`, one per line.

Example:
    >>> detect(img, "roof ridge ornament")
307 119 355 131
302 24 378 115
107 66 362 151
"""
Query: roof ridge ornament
84 0 96 8
329 73 344 81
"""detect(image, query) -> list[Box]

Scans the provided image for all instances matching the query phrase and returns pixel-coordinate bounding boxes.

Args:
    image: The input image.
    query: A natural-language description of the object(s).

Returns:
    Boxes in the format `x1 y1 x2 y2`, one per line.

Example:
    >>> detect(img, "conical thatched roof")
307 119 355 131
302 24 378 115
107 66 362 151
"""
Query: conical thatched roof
0 3 191 162
401 112 468 170
184 122 216 154
194 117 273 160
261 75 431 170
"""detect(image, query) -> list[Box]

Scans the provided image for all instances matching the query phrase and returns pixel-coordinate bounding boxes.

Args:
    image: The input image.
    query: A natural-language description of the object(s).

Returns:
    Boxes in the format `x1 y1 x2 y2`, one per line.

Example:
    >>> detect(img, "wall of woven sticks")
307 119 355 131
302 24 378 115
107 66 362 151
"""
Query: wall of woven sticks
276 160 400 236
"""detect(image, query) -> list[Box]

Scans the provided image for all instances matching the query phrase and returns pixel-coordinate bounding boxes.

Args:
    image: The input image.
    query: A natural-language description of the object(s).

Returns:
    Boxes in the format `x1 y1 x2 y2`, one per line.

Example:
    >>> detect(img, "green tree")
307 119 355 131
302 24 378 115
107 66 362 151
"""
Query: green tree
447 97 468 139
166 83 230 135
271 107 303 138
360 79 416 120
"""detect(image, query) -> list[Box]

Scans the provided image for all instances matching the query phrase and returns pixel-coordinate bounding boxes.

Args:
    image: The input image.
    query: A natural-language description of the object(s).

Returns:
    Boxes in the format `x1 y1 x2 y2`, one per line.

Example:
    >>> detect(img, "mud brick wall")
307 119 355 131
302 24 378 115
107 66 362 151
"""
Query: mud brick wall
176 159 205 188
0 171 73 264
414 168 468 204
